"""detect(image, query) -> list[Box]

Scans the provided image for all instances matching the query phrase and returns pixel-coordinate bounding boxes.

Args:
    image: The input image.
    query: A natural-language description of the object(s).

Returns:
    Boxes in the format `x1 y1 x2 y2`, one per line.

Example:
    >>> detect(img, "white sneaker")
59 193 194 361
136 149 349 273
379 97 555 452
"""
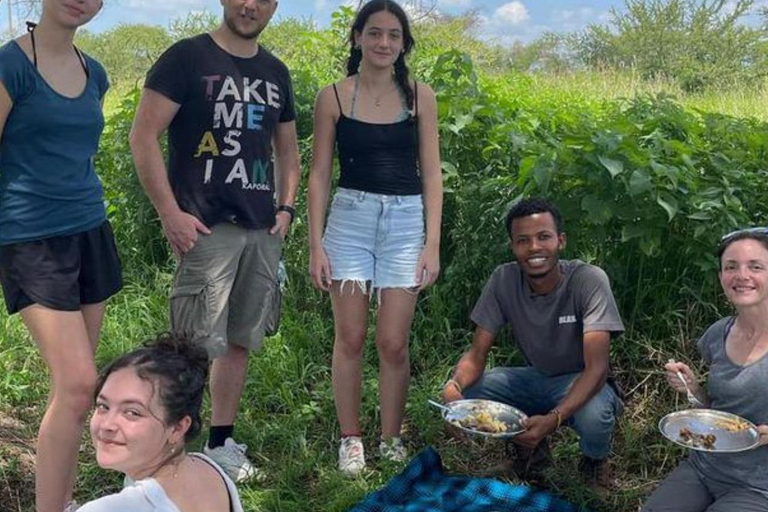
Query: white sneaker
379 437 407 462
338 436 366 476
203 437 263 483
63 501 79 512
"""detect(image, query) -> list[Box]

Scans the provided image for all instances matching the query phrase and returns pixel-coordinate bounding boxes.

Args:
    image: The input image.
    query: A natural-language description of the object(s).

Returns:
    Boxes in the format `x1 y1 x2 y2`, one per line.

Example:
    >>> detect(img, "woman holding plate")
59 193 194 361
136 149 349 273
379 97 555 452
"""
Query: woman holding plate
642 228 768 512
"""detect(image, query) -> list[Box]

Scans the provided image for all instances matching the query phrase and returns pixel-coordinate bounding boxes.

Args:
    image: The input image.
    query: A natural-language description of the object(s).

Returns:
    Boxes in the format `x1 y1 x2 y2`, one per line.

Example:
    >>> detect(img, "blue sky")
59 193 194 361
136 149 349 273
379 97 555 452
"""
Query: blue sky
2 1 766 44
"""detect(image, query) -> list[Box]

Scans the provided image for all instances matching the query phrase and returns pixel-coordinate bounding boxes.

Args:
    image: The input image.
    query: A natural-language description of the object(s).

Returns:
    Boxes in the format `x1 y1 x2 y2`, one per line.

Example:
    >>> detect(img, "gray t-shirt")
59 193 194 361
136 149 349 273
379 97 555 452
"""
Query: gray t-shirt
691 317 768 497
471 259 624 376
78 453 243 512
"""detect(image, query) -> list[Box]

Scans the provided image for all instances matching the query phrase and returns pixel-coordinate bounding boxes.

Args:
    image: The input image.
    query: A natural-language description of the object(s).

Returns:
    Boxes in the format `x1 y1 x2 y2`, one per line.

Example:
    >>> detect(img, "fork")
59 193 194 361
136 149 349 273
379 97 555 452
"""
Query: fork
668 358 704 407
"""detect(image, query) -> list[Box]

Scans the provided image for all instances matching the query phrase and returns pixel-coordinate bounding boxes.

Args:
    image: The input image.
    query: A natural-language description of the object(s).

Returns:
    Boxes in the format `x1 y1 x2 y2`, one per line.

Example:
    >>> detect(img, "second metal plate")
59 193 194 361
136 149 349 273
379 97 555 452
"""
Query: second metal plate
659 409 760 453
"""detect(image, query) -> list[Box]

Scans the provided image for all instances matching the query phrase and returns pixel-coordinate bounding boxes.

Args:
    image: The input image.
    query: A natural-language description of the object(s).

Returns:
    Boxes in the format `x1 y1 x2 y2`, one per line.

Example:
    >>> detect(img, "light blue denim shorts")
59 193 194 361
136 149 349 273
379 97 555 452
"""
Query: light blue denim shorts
323 187 424 290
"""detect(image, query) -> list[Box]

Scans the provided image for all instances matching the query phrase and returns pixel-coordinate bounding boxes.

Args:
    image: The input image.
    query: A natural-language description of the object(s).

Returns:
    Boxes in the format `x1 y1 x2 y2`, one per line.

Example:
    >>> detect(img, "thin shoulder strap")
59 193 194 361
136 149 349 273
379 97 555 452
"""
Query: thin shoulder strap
414 80 419 116
331 84 343 116
73 46 90 79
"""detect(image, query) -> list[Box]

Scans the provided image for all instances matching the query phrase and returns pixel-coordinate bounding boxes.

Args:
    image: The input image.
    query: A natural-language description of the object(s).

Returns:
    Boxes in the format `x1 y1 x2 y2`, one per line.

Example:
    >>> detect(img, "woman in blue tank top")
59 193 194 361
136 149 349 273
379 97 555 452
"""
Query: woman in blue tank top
643 229 768 512
307 0 443 476
0 1 122 511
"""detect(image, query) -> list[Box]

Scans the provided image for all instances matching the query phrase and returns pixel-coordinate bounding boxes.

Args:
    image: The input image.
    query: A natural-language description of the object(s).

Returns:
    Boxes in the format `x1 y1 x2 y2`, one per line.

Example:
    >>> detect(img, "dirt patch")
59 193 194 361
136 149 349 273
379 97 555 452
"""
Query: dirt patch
0 408 36 512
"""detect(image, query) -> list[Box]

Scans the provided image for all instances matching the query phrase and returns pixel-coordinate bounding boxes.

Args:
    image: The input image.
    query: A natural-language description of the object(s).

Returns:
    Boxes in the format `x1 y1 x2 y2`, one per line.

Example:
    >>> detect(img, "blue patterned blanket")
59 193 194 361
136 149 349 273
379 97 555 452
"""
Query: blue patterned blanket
350 447 589 512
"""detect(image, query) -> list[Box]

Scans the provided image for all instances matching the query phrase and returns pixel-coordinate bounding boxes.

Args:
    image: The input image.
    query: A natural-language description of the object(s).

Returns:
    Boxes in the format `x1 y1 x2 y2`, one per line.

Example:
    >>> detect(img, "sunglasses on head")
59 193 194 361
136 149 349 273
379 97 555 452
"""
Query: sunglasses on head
721 227 768 243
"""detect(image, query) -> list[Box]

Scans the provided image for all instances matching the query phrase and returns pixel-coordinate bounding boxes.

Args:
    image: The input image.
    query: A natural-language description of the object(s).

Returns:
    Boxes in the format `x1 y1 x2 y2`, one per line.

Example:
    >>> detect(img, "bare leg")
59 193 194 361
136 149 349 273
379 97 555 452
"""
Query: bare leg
375 289 418 439
210 344 249 426
22 305 99 512
81 303 106 351
330 282 370 436
61 302 107 498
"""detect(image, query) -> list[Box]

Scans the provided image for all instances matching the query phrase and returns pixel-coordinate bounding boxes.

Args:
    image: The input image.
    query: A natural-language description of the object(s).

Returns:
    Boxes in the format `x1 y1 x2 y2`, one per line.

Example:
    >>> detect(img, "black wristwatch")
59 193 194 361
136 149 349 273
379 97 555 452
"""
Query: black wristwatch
276 204 296 223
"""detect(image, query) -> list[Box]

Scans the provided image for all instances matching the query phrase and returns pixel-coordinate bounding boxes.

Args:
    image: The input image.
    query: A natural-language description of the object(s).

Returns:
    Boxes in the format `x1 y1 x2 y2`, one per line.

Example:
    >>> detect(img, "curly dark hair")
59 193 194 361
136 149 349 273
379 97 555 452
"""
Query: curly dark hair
346 0 416 110
94 335 209 442
505 197 564 238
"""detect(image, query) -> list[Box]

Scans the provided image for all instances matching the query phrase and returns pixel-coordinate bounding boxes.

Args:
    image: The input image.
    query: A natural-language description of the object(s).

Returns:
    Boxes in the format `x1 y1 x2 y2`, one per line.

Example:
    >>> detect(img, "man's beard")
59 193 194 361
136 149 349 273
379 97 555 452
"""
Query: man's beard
526 267 554 279
224 14 264 41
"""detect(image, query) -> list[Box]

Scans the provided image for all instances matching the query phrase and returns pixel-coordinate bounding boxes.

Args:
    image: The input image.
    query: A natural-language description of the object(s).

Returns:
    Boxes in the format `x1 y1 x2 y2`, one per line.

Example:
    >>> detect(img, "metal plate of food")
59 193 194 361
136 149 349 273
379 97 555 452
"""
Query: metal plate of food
659 409 760 453
440 399 528 439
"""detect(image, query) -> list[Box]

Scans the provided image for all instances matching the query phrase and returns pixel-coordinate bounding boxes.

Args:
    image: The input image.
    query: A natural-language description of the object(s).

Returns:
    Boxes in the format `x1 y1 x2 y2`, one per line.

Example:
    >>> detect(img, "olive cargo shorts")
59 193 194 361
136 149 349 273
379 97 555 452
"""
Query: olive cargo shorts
170 223 282 358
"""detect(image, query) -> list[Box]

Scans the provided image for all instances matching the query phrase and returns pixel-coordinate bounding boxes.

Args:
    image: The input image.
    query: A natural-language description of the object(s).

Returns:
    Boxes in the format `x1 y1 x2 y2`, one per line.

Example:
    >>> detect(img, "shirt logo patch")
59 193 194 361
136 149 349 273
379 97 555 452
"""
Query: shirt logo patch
558 315 577 325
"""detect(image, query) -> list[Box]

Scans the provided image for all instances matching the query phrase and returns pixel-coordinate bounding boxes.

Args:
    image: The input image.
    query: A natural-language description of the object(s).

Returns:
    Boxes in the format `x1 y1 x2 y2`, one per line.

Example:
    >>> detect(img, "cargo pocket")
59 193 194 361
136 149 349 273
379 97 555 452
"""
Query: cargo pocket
170 282 225 358
263 281 281 337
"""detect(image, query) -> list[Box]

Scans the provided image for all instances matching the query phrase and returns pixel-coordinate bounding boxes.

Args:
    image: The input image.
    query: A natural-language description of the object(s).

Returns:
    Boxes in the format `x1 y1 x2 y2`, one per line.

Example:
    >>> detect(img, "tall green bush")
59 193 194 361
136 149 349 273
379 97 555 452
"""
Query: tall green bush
98 89 170 277
91 7 768 372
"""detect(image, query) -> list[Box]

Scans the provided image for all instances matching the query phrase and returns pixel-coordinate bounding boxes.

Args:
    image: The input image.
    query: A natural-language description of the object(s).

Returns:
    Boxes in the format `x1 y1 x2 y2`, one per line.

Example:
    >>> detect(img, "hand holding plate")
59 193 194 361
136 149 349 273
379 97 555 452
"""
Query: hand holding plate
514 414 557 449
758 425 768 447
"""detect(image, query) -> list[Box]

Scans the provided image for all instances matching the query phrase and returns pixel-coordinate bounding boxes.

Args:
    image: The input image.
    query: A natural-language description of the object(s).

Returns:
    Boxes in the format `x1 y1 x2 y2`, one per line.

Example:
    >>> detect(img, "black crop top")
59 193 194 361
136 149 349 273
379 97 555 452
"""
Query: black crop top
332 82 422 196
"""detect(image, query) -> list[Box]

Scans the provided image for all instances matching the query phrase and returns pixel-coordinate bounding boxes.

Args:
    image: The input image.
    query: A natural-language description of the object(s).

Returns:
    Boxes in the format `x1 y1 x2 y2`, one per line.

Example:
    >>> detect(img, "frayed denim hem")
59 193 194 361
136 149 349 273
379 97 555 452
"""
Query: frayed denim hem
336 279 371 297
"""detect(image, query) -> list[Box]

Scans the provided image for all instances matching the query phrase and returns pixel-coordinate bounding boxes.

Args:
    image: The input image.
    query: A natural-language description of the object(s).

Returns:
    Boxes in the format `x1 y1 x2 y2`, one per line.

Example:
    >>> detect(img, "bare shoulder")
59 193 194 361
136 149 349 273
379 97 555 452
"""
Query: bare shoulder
316 83 336 103
314 84 338 117
414 82 436 101
317 77 354 118
414 81 437 111
414 81 436 98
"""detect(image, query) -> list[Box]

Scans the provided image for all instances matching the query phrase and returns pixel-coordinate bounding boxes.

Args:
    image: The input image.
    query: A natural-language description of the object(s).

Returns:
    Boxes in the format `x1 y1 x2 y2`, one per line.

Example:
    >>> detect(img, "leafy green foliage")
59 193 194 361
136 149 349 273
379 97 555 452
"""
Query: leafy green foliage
98 89 171 275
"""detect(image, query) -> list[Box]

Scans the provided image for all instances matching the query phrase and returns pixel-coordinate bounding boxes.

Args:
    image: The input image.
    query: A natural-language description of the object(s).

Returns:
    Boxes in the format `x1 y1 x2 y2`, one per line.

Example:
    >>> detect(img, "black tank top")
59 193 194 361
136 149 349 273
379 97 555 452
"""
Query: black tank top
333 82 422 196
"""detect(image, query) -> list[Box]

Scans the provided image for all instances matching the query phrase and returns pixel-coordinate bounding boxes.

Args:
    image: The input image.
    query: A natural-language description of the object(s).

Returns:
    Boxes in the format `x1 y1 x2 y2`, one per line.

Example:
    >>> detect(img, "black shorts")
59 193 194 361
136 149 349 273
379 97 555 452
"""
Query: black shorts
0 221 123 314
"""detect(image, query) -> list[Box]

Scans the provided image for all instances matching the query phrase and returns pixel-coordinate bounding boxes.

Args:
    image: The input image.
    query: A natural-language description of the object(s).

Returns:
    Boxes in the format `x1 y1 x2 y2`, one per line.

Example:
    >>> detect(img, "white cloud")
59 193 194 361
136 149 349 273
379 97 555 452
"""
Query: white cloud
471 3 613 47
470 1 533 46
494 1 530 25
315 0 329 10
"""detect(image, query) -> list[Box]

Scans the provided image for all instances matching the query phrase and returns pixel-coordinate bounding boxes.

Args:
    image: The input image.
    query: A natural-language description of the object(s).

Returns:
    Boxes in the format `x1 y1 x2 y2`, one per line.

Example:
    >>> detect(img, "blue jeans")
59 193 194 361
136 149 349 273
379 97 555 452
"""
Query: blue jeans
464 366 623 459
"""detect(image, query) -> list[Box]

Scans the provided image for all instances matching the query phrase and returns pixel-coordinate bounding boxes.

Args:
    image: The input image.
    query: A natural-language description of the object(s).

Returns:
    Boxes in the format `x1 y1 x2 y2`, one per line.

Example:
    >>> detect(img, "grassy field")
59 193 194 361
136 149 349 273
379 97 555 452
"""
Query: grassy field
1 266 705 512
2 19 766 511
527 70 768 121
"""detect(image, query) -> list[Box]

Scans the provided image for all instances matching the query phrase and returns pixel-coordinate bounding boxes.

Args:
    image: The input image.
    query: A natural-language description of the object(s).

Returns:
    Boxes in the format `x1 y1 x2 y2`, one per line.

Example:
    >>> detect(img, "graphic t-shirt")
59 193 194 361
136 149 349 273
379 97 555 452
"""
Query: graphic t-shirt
145 34 295 230
471 260 625 376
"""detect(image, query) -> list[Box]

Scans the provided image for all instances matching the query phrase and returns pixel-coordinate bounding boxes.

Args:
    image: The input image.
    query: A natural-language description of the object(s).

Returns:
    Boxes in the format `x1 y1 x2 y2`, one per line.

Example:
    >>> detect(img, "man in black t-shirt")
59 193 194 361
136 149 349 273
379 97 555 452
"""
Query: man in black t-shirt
130 0 300 483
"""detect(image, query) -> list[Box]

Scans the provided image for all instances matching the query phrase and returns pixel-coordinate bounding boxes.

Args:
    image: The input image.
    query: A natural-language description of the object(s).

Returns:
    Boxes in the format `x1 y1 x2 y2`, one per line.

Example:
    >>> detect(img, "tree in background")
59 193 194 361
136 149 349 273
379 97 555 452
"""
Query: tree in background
574 0 768 91
507 32 576 73
76 25 172 89
2 0 40 39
